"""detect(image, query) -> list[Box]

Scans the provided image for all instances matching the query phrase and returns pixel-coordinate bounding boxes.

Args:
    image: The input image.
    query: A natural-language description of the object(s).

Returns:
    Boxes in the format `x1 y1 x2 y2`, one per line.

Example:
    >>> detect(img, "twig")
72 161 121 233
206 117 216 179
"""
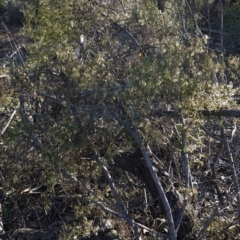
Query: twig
0 110 16 136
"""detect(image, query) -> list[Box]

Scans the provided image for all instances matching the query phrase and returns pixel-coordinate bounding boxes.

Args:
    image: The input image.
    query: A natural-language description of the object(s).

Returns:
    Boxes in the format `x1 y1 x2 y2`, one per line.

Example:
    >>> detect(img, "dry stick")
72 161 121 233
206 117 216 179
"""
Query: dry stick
143 188 148 213
113 114 177 240
0 110 16 136
171 119 182 185
94 154 142 240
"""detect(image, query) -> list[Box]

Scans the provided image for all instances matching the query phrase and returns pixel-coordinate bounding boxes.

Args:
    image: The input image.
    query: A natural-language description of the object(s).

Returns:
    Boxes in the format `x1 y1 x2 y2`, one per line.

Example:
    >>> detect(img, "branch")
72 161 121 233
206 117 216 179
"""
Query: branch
112 113 177 240
185 0 203 37
0 110 16 136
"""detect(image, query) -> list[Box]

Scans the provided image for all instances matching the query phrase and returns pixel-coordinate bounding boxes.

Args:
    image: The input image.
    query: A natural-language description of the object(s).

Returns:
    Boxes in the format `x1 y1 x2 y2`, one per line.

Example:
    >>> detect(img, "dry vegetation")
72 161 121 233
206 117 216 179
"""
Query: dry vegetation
1 1 240 240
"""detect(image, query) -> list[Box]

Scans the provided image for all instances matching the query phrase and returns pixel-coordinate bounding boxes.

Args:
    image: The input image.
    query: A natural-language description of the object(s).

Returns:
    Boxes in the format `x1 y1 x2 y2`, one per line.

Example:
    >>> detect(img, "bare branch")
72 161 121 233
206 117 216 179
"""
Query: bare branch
112 113 177 240
0 110 16 136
